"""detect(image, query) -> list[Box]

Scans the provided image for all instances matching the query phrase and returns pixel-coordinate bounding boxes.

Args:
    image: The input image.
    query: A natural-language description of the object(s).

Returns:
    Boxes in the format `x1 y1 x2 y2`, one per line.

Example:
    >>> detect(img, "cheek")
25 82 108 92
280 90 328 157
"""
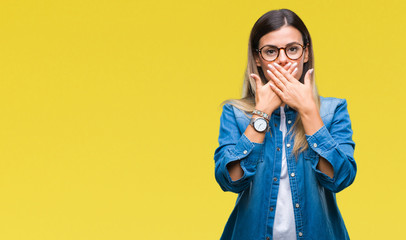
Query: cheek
294 67 304 79
294 60 305 79
259 62 271 81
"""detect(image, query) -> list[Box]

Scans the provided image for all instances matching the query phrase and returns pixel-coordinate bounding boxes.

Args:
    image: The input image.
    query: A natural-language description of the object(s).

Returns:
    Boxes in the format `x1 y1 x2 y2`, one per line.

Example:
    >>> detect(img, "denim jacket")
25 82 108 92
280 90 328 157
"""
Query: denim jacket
214 96 356 240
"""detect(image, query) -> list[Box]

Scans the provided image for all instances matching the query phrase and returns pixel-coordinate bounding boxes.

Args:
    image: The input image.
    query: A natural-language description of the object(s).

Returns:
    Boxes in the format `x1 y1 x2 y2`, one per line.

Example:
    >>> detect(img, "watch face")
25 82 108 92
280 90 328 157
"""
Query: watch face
254 118 267 132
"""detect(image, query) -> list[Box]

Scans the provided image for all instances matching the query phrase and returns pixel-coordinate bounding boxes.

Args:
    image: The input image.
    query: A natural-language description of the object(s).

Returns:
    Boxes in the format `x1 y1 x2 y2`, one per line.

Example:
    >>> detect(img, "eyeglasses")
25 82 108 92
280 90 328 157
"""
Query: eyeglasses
256 43 306 62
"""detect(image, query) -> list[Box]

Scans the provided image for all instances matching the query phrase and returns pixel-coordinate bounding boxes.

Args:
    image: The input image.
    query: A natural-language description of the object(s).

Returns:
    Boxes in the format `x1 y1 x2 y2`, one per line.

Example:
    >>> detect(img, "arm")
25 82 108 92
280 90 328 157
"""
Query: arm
217 64 292 192
266 64 356 193
304 99 357 193
213 104 265 193
299 100 334 178
227 122 267 181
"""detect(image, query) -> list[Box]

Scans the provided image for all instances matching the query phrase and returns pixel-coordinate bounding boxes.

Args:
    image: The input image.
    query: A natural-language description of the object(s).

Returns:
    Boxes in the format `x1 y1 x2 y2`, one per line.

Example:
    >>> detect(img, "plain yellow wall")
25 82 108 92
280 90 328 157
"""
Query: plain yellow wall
0 0 405 239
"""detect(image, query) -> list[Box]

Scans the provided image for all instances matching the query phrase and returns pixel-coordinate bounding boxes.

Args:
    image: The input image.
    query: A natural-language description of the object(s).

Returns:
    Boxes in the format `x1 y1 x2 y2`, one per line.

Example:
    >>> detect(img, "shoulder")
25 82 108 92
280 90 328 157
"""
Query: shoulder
222 103 251 119
319 96 348 118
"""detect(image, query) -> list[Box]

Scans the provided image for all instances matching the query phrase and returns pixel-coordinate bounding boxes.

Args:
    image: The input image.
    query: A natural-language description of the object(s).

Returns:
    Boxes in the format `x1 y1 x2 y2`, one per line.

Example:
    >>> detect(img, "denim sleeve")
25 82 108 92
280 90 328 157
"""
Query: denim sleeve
214 104 264 193
305 99 357 193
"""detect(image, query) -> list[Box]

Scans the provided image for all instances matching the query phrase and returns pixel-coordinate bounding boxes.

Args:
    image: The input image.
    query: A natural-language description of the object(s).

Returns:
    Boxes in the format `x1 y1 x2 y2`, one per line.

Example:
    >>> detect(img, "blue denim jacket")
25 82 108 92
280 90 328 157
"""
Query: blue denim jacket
214 96 356 240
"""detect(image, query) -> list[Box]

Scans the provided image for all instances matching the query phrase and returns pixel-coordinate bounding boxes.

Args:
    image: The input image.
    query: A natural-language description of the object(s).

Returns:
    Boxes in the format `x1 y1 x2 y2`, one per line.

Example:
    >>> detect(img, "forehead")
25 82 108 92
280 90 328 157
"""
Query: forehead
259 26 303 48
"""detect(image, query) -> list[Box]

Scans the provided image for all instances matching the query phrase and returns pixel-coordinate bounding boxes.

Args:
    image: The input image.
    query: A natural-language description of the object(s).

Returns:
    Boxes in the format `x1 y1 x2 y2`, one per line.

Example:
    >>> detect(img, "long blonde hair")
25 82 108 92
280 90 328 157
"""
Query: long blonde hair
221 9 320 157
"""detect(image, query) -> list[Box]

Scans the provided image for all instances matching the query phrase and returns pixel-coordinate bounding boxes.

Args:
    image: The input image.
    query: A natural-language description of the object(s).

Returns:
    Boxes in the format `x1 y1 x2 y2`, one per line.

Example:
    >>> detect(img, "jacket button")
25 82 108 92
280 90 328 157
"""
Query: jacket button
313 143 318 148
276 147 280 151
243 150 248 154
266 237 270 240
287 120 292 124
274 123 277 127
295 203 300 208
291 173 295 177
299 232 303 237
286 143 291 148
270 207 274 211
273 177 278 182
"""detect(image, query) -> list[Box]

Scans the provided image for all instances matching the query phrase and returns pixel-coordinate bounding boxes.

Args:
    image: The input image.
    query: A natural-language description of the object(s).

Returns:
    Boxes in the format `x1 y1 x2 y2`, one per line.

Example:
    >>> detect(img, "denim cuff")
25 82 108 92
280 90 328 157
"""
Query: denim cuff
230 131 261 153
305 125 337 181
226 133 263 182
305 125 337 156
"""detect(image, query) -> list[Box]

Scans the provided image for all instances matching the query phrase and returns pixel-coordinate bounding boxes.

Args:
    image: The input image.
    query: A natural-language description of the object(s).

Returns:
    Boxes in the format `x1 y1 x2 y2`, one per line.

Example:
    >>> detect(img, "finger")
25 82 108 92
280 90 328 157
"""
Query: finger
268 63 290 85
304 68 314 86
268 81 284 99
266 69 286 92
292 67 298 76
283 62 292 72
271 62 297 83
250 73 264 89
287 62 298 74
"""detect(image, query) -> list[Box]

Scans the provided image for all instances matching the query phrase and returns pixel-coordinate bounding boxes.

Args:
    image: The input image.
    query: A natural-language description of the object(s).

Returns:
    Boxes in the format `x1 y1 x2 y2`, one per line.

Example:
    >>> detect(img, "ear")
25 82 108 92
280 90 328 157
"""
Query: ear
304 44 309 63
254 53 261 67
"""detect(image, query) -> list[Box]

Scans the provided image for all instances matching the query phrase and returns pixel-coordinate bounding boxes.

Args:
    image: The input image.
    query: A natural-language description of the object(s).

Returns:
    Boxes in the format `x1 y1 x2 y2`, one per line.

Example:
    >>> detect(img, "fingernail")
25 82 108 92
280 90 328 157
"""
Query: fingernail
310 68 314 74
268 64 274 69
269 82 274 87
267 69 272 74
273 62 279 67
292 62 298 67
286 62 292 67
293 67 298 73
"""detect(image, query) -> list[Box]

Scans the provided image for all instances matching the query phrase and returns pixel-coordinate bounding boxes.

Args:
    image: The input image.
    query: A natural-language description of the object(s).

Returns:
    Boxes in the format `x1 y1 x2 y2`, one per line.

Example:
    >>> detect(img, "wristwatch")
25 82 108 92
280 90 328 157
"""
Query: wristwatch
249 117 269 133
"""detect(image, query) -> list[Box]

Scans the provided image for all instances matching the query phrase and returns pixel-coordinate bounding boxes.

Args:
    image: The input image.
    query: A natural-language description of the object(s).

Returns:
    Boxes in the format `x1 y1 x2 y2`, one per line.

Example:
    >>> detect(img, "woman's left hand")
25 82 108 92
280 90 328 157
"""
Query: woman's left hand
266 62 316 115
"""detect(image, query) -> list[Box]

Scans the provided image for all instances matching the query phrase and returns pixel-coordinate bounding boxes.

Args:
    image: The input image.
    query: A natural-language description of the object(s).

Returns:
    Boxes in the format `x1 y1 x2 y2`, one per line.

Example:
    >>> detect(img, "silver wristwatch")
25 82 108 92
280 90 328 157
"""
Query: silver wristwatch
249 117 269 133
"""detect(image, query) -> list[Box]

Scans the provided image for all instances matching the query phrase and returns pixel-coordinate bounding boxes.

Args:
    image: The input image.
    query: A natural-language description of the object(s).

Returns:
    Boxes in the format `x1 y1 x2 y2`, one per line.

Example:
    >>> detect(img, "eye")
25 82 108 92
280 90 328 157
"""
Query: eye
262 47 278 56
287 46 299 53
266 49 276 54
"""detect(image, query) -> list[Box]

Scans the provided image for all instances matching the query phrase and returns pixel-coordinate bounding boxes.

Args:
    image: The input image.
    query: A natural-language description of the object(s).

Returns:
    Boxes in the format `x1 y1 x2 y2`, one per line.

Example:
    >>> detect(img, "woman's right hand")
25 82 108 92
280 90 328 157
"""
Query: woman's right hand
250 63 296 115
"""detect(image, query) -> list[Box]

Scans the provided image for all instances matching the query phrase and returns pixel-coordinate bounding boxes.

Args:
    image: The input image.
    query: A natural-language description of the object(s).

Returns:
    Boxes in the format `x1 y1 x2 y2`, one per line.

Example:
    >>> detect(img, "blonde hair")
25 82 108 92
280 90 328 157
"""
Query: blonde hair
220 9 321 157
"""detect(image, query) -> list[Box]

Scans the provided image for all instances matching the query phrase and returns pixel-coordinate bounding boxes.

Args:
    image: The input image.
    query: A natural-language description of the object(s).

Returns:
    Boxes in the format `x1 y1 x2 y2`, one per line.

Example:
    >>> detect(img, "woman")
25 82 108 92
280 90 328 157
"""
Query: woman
214 9 356 240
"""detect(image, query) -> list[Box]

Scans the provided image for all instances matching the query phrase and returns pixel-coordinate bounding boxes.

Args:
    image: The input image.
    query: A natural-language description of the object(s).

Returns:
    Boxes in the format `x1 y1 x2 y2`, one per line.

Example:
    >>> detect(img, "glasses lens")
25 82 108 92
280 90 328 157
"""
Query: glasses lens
285 44 303 60
260 46 278 61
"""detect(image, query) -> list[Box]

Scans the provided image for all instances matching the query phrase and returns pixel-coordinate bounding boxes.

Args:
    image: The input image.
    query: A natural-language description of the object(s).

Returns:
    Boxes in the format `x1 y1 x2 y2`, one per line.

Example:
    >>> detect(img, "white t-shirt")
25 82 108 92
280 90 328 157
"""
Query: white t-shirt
273 106 297 240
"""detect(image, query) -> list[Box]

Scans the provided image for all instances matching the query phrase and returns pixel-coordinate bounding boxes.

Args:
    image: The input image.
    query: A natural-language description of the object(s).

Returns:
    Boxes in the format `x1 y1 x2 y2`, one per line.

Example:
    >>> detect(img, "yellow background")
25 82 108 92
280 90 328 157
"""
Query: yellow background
0 0 405 239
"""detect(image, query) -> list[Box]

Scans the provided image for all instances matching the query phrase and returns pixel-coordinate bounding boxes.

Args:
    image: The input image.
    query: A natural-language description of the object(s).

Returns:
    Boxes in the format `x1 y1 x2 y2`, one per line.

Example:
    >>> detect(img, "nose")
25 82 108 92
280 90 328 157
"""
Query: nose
275 49 289 66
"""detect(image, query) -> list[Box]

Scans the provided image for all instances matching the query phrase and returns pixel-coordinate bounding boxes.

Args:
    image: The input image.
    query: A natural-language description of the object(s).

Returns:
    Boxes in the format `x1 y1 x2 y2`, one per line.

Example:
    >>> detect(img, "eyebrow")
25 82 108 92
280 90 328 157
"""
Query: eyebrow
259 41 302 49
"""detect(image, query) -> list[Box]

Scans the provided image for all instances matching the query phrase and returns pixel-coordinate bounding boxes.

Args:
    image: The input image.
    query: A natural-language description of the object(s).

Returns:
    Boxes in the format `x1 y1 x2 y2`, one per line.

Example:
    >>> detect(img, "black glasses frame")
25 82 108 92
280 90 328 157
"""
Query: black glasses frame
256 43 307 62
